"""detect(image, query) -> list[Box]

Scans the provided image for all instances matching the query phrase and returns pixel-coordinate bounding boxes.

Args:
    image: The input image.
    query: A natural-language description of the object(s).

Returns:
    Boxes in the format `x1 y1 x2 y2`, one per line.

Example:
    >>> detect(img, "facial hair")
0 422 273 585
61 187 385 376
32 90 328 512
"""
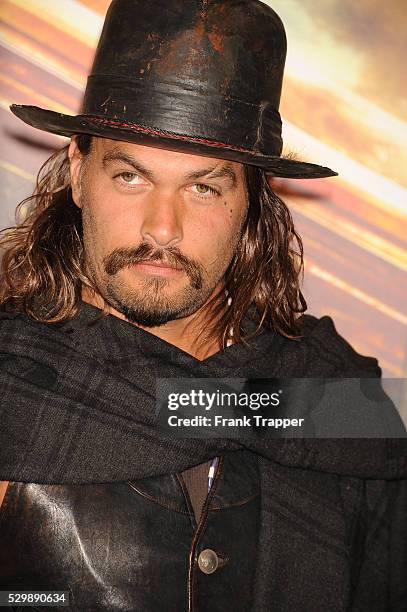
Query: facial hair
86 241 230 327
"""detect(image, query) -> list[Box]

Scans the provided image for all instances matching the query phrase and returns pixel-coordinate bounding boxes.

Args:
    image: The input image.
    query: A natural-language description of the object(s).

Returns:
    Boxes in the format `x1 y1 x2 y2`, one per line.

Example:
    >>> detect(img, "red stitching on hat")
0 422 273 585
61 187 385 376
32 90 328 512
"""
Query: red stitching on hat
86 116 254 154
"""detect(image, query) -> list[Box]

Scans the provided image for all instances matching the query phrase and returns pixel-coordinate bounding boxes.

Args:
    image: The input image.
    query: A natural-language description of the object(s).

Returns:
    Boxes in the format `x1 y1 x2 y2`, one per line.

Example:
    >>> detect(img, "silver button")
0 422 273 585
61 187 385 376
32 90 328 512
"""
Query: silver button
197 548 219 574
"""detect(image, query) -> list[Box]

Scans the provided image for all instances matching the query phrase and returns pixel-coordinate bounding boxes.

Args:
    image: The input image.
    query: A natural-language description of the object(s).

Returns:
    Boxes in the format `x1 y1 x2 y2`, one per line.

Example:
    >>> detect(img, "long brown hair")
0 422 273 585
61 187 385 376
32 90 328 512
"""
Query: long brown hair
0 135 307 347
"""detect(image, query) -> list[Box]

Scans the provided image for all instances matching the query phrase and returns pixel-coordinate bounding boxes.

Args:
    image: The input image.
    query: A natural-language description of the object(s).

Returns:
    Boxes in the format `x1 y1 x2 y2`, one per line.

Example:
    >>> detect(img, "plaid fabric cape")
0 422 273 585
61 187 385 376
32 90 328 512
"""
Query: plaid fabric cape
0 303 406 609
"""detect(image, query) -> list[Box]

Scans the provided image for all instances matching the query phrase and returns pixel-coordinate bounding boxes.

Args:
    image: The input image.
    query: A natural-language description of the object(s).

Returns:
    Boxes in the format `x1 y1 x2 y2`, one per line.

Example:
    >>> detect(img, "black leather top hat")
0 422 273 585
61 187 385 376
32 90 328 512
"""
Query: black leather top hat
10 0 337 179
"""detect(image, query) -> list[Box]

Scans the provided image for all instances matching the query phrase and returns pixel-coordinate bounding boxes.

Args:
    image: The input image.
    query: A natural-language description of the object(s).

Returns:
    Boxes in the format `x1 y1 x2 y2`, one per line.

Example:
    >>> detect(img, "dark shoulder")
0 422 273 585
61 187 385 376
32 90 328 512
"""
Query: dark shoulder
0 309 18 322
0 309 65 332
0 311 77 355
291 313 382 378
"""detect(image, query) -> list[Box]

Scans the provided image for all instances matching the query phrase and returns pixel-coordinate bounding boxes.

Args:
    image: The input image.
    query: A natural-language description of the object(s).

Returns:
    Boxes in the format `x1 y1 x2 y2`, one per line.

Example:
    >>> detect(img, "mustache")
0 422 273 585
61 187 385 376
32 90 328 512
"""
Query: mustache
103 243 204 289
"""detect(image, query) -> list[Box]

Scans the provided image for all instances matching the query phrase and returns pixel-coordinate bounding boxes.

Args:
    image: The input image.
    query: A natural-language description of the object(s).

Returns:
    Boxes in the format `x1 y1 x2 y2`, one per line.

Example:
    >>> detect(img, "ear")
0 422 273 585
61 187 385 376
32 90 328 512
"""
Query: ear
69 138 85 208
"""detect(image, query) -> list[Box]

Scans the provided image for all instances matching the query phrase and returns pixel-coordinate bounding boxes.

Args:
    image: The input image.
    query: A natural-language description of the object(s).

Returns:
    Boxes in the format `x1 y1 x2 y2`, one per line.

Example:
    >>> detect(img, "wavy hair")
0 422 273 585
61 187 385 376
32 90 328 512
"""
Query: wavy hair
0 135 307 347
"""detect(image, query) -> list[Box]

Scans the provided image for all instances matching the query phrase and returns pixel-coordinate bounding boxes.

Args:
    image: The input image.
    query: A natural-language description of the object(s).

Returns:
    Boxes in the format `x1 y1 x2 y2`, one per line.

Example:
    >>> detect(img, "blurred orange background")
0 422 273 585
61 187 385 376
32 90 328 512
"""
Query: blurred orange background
0 0 406 380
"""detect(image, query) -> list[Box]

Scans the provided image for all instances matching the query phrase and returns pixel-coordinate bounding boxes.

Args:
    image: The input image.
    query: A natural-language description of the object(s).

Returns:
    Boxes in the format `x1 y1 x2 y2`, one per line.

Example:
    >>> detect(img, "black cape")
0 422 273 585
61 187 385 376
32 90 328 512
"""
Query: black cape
0 302 406 483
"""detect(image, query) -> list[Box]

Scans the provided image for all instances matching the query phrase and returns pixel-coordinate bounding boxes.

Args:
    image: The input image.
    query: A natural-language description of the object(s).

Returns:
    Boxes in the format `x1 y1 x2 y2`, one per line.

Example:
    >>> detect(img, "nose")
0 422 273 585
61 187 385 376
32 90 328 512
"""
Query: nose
140 191 183 248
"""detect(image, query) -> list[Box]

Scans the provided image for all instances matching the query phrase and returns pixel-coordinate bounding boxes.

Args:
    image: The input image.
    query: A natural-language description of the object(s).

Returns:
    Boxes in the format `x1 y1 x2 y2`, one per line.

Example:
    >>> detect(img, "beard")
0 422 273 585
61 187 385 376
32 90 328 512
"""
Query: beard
86 241 229 327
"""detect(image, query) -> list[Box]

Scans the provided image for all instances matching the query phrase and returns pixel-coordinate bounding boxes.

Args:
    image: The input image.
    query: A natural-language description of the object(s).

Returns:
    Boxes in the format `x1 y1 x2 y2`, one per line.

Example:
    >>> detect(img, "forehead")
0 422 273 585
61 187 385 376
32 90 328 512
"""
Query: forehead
90 137 245 179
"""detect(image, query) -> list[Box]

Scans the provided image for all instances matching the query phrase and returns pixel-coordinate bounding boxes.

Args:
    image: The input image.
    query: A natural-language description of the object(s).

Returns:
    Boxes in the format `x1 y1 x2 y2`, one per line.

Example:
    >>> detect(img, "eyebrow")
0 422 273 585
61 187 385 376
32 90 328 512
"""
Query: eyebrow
102 149 238 187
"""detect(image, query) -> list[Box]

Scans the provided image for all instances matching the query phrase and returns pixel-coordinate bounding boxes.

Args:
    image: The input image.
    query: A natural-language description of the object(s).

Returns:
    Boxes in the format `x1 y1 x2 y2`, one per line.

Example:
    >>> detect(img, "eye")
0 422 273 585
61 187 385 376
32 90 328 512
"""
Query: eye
116 172 144 186
191 183 220 198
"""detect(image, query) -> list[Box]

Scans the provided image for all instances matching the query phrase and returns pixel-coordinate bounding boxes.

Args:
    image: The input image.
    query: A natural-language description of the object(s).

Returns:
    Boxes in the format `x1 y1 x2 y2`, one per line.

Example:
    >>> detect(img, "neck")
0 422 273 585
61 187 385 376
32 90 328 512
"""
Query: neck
81 287 226 361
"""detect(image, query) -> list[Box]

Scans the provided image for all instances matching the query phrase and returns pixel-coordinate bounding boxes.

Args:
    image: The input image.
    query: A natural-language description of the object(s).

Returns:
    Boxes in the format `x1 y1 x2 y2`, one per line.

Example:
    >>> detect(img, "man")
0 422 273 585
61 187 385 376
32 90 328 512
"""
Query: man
0 1 406 610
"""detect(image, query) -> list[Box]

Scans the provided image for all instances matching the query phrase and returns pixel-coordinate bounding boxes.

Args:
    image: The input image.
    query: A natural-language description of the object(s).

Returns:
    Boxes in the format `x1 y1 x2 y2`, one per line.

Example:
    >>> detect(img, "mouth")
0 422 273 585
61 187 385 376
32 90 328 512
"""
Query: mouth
130 261 184 277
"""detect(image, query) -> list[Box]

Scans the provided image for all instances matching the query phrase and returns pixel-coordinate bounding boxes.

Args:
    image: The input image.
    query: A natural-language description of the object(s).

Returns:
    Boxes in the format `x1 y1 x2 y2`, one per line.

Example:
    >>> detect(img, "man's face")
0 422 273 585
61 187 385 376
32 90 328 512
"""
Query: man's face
69 137 248 327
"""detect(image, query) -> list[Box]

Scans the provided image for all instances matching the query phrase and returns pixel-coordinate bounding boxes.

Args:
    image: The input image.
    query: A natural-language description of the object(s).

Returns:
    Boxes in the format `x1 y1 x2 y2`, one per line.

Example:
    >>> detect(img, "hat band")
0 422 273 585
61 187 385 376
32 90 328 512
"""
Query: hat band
81 74 283 156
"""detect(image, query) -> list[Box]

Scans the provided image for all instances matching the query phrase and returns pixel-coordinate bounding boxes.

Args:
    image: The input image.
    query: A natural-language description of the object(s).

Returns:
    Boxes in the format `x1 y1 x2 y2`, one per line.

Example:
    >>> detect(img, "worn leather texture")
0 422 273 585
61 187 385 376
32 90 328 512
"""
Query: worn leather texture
0 450 260 611
10 0 336 178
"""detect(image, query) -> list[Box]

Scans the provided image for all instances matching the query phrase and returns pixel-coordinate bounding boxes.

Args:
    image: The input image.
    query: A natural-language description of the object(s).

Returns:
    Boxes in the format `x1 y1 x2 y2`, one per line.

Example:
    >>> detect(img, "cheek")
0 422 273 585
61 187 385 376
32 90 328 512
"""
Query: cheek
81 200 108 248
212 198 247 242
82 188 139 254
189 204 245 265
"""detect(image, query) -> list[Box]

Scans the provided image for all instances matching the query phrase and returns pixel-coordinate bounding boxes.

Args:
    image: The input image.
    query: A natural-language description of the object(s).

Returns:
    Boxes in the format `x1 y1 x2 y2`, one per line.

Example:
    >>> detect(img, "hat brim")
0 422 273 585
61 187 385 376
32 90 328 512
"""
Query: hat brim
10 105 337 179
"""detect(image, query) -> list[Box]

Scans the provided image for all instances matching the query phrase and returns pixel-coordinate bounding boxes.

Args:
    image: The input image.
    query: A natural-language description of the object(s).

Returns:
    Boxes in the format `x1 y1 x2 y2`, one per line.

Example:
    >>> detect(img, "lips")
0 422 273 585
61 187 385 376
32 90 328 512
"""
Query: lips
130 260 184 276
137 260 183 271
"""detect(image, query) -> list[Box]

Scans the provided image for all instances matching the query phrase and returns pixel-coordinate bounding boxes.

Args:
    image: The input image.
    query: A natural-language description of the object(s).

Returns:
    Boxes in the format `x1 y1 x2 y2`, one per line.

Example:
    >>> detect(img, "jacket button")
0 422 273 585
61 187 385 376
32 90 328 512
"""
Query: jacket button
198 549 219 574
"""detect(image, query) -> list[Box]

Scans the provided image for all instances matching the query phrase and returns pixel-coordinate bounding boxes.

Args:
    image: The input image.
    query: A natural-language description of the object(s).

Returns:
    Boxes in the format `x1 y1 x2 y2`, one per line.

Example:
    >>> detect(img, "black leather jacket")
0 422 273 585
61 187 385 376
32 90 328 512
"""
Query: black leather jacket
0 450 260 611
